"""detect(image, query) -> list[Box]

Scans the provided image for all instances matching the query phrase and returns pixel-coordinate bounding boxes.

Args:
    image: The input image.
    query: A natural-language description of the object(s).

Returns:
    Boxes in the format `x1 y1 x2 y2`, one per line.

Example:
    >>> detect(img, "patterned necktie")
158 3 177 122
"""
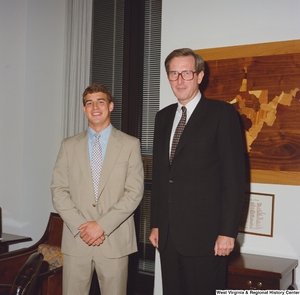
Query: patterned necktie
91 133 102 202
170 106 187 164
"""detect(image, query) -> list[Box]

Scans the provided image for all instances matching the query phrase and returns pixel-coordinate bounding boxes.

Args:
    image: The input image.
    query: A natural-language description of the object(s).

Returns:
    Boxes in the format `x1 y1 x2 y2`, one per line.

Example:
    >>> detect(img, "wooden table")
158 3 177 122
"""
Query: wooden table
0 233 32 254
227 252 298 290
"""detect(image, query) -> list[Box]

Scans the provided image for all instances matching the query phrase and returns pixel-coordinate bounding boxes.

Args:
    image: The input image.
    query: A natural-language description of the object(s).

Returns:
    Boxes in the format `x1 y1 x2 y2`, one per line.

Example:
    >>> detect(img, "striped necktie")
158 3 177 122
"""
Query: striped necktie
170 106 187 164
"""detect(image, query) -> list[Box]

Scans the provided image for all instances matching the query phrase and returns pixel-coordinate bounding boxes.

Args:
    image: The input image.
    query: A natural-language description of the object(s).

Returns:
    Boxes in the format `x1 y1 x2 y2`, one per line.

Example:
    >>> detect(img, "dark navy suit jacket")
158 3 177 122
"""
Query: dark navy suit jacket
151 96 246 256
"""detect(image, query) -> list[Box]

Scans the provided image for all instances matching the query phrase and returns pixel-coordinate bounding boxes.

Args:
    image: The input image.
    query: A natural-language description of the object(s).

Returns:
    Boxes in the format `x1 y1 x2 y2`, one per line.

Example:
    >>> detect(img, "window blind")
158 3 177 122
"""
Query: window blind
90 0 162 277
90 0 124 130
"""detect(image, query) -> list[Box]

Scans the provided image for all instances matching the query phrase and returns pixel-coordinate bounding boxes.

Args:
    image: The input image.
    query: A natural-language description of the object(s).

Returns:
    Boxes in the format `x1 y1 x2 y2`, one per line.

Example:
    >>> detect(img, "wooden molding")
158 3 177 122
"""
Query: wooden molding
195 39 300 60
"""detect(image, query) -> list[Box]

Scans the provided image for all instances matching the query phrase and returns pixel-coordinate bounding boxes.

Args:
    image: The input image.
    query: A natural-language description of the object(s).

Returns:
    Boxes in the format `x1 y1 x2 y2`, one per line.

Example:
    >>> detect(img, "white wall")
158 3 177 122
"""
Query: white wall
154 0 300 293
0 0 66 246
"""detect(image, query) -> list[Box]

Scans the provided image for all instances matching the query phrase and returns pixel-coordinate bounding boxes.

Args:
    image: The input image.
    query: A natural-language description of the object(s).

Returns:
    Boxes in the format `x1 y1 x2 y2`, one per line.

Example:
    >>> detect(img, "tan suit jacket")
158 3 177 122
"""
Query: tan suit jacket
51 127 144 258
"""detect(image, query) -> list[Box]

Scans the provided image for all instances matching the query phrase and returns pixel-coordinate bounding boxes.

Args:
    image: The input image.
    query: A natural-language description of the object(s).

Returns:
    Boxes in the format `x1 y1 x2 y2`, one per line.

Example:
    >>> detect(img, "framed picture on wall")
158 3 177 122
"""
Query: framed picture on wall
239 192 274 237
195 40 300 185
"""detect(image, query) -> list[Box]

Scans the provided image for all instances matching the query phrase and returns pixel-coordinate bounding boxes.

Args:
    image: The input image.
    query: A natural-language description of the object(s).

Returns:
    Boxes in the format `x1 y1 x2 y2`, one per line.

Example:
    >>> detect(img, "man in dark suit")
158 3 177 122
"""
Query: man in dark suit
149 48 245 295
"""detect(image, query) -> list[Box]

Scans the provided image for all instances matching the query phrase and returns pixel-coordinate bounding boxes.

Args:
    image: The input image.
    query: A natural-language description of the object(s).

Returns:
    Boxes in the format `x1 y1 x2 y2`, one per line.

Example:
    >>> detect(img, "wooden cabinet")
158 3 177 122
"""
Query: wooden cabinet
227 252 298 290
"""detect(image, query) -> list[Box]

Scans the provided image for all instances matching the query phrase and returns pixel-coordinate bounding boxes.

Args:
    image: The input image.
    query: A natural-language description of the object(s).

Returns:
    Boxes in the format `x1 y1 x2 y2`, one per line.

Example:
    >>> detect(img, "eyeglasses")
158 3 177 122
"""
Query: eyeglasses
168 70 197 81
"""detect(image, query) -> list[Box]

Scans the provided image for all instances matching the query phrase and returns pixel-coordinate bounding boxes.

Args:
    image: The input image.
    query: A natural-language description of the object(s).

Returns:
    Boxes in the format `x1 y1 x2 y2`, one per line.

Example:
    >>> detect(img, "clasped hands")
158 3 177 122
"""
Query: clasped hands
78 221 106 246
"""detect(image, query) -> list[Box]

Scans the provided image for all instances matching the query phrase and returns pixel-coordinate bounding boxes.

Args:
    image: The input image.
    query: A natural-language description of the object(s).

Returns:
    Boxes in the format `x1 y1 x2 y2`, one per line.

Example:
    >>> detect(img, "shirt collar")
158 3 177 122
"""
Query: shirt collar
88 124 112 142
177 91 201 114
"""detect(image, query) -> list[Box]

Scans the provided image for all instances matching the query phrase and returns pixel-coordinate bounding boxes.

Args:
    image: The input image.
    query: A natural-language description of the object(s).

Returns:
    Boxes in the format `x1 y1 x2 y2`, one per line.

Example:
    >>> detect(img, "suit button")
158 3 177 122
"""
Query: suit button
169 180 173 183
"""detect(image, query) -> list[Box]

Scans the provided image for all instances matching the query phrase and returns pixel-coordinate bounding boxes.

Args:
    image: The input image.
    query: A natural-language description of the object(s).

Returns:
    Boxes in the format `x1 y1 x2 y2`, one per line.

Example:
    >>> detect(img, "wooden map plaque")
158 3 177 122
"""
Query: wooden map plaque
195 40 300 185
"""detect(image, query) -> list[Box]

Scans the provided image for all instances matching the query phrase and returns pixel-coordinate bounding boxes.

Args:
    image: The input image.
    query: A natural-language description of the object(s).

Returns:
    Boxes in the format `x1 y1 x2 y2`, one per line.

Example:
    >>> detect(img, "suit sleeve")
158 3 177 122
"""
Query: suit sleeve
150 112 161 229
51 139 87 236
217 103 246 238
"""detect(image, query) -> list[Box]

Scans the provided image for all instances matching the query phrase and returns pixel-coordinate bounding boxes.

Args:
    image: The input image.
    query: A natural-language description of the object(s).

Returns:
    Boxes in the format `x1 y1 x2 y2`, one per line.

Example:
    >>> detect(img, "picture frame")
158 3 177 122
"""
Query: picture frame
239 192 275 237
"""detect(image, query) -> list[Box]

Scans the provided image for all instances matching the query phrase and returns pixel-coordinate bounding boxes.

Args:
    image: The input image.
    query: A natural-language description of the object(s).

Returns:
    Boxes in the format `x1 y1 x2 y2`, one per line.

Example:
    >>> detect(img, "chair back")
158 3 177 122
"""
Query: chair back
9 252 44 295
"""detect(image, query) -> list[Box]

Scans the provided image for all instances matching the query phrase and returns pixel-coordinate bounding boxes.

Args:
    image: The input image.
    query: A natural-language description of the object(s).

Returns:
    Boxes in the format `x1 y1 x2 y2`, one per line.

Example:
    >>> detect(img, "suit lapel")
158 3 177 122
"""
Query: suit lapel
172 97 210 162
162 104 177 166
98 127 123 196
74 131 94 197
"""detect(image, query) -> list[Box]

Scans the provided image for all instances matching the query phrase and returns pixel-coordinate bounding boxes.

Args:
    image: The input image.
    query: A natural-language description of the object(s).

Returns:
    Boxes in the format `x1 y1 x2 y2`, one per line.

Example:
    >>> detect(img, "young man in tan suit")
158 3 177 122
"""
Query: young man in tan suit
51 83 144 295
